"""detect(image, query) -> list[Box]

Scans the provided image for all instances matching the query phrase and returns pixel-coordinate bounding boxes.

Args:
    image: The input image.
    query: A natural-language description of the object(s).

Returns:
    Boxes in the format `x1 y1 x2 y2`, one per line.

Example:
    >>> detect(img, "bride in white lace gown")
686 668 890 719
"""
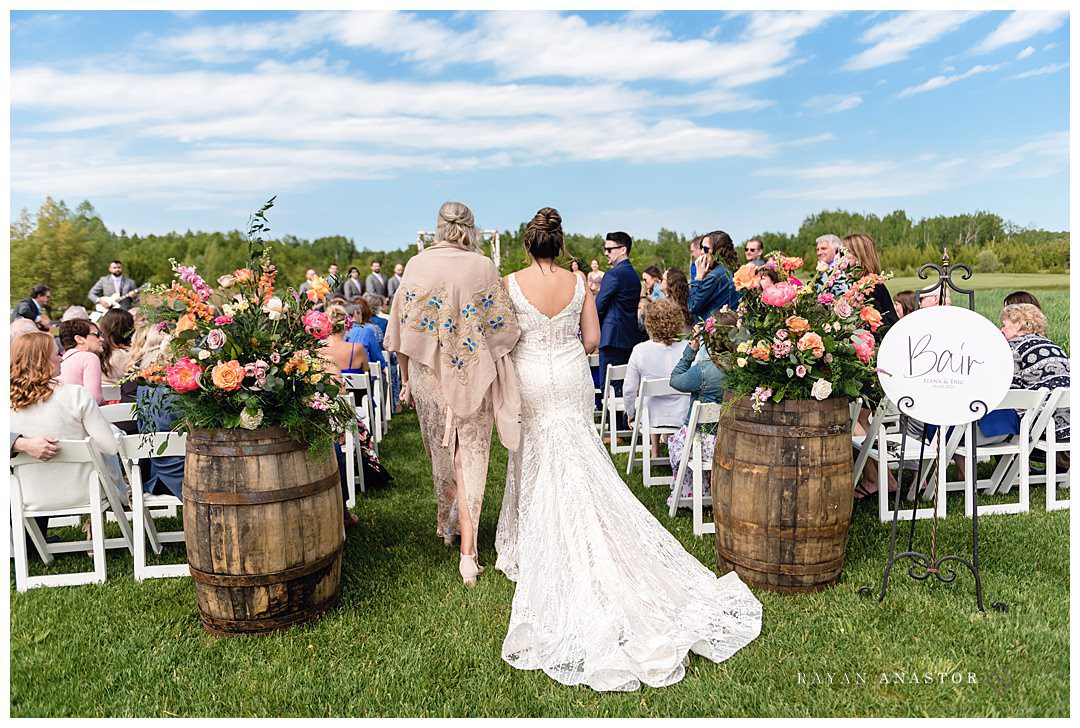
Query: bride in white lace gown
495 209 762 692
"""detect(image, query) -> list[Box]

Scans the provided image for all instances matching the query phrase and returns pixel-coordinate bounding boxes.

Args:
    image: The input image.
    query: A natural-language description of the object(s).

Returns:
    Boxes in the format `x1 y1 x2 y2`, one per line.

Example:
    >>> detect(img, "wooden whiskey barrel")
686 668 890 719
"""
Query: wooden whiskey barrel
712 394 853 593
183 427 343 635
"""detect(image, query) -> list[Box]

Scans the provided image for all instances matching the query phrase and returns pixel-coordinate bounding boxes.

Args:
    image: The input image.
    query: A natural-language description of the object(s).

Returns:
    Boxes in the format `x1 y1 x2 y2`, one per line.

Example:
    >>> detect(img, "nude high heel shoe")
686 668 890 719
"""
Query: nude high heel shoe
459 552 483 585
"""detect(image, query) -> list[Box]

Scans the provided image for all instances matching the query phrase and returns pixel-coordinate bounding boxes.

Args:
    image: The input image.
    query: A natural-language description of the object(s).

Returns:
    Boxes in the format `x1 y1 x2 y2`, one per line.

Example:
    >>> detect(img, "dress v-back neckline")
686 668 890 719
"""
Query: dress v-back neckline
510 272 581 321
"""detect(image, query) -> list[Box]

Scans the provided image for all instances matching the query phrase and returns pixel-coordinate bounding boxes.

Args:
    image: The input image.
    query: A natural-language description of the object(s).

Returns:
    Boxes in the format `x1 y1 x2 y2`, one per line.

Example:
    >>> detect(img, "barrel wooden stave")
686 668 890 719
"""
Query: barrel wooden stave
183 427 343 635
714 395 853 593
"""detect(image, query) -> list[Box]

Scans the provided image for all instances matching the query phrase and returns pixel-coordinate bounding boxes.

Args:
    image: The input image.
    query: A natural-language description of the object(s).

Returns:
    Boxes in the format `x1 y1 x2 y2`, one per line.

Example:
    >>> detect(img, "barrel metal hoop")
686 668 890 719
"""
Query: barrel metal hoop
188 549 341 587
199 593 341 636
723 518 851 538
720 421 851 438
187 438 301 457
184 471 339 506
717 547 846 576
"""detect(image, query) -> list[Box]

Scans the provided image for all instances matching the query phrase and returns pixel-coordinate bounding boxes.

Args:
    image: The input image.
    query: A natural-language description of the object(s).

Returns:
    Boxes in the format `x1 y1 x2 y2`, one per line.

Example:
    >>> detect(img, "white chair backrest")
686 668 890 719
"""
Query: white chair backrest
639 377 680 399
996 388 1049 430
604 364 628 392
1056 388 1071 409
119 432 188 460
588 353 599 368
101 385 122 402
370 361 383 380
100 402 135 424
342 373 370 393
694 402 722 426
11 437 94 467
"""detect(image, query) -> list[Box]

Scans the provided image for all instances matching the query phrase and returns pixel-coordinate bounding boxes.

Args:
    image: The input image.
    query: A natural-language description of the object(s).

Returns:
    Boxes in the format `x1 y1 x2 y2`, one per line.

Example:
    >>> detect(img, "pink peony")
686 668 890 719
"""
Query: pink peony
817 292 835 306
213 315 234 326
853 331 876 363
833 299 853 319
302 309 333 340
772 339 792 357
166 357 202 393
761 282 799 307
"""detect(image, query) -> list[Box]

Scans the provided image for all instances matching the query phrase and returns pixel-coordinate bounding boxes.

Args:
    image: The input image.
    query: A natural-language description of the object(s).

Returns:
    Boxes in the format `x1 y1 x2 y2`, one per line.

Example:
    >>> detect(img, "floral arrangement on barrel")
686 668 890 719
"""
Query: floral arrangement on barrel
695 251 891 411
131 198 354 455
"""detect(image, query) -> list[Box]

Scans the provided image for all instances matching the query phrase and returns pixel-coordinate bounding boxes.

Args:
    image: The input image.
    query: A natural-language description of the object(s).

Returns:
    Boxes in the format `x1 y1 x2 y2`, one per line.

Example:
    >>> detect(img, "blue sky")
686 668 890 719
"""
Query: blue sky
9 8 1070 250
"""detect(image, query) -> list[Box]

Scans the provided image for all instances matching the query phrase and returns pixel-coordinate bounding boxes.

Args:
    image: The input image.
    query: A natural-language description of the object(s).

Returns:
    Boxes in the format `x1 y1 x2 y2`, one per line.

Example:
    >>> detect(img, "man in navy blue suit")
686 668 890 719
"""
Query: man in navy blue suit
594 231 645 429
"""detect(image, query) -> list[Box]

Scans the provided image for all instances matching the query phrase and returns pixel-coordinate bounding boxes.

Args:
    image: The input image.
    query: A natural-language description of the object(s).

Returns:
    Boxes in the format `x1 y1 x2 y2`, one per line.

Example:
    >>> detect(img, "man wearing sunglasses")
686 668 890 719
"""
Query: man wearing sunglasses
594 231 646 430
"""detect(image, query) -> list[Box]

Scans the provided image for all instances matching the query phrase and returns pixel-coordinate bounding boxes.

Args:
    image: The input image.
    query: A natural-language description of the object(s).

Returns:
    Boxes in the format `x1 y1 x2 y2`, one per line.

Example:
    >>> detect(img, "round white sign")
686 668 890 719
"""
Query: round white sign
876 306 1014 426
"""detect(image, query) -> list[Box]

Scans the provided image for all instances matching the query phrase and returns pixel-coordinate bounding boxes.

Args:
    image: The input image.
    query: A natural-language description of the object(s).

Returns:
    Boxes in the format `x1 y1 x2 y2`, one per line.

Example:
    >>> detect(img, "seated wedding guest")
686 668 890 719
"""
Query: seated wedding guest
61 305 91 322
1004 290 1042 309
689 230 740 323
10 318 38 340
1002 303 1070 462
666 311 735 509
920 289 952 308
363 293 389 341
660 267 692 333
322 304 370 375
642 266 664 301
624 299 691 459
10 332 121 518
98 308 135 389
840 233 898 341
58 318 106 405
344 298 385 369
893 290 917 319
133 334 184 500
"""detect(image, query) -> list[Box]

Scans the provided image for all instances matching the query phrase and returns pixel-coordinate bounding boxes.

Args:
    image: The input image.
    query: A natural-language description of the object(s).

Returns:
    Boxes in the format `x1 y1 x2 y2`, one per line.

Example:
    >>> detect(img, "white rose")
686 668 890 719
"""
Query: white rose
736 341 751 354
221 303 235 317
262 296 285 321
197 349 211 360
239 408 264 430
816 261 829 273
811 378 833 400
736 357 748 368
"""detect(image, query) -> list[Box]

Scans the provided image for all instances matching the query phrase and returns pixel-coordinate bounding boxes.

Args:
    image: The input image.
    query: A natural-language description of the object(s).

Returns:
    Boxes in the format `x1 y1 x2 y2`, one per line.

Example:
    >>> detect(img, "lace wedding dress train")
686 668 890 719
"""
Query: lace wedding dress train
495 273 762 692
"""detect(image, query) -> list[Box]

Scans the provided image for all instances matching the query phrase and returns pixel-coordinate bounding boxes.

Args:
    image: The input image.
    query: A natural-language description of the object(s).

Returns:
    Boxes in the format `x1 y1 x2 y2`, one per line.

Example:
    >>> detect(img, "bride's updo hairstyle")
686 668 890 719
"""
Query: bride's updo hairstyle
523 207 564 261
436 201 482 253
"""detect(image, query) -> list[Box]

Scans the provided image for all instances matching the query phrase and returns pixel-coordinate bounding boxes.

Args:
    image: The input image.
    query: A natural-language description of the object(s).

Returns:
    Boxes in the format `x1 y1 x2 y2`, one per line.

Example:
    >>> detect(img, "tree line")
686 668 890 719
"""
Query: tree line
10 197 1069 312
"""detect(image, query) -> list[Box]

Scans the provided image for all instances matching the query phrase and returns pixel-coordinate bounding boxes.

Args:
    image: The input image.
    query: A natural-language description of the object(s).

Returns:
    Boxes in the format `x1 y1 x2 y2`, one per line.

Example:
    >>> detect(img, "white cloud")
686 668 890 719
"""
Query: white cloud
843 11 981 71
152 9 835 88
756 132 1066 201
803 93 863 113
1009 62 1069 80
1016 46 1035 60
971 11 1067 55
898 64 1001 98
1043 42 1058 52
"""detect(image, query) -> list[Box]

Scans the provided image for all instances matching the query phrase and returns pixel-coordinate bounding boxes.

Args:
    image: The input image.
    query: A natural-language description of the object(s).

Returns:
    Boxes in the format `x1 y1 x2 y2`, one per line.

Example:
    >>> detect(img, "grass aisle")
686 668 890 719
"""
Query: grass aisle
9 413 1069 717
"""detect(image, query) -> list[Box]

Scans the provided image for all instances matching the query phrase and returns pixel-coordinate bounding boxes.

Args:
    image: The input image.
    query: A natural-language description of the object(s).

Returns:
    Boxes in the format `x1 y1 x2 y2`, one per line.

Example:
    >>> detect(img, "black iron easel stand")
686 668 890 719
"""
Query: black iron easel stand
858 250 1007 613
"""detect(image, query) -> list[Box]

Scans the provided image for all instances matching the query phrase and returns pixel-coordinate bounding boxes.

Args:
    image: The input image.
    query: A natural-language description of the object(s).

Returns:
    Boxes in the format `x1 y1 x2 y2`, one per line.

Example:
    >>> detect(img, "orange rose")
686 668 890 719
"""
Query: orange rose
733 263 761 291
306 275 331 302
210 360 245 391
785 316 810 334
797 331 825 358
175 313 197 333
780 256 804 271
859 306 883 332
233 268 255 282
750 342 771 361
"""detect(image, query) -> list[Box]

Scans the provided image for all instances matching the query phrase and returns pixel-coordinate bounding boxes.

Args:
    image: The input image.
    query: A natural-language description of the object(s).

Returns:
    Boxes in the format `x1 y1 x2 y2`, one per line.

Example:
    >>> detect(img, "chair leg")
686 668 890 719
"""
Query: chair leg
90 484 107 584
11 504 32 593
692 439 704 535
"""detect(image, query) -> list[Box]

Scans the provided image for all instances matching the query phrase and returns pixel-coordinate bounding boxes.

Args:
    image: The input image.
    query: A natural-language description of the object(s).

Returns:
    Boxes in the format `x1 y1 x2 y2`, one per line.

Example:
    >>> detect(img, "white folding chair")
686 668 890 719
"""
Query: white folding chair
100 384 122 402
119 433 189 580
1037 389 1071 511
597 364 632 454
99 402 135 424
626 378 687 487
10 439 134 591
588 353 602 426
368 362 387 444
338 392 366 504
669 401 721 535
951 388 1049 517
343 372 378 458
852 398 946 522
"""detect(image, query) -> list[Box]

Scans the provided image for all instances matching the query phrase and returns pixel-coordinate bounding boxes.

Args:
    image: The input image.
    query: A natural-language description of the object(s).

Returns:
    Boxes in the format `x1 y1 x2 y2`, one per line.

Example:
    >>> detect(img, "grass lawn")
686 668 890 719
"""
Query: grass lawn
8 411 1070 717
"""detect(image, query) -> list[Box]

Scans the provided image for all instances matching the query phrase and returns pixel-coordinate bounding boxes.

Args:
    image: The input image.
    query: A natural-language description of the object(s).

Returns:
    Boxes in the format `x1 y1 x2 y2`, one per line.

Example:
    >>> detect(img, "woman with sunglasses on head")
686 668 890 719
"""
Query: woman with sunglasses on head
57 318 107 406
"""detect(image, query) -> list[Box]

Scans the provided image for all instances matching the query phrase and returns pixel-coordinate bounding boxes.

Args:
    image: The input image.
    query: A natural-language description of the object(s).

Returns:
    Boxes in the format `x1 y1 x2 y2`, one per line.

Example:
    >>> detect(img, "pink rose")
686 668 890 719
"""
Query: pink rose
795 364 807 378
270 352 281 364
773 339 792 357
834 299 853 319
761 282 799 307
852 331 876 363
302 309 333 340
166 357 202 393
214 315 234 326
775 329 789 340
817 292 834 306
205 328 227 350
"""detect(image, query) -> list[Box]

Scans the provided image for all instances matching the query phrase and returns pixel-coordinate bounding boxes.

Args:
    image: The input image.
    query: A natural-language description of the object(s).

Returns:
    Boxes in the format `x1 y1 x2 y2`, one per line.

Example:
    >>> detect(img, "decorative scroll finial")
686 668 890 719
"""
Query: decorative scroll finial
942 246 950 269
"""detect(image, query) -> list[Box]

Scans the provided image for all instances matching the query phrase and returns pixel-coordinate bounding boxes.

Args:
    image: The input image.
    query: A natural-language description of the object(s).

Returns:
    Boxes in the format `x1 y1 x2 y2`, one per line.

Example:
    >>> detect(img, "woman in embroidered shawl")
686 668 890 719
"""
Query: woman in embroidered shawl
385 201 522 584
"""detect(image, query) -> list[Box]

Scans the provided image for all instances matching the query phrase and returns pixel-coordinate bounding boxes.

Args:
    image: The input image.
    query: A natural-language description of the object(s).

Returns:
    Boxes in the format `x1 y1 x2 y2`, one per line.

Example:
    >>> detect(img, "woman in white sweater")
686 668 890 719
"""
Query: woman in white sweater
10 331 120 512
623 298 691 458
